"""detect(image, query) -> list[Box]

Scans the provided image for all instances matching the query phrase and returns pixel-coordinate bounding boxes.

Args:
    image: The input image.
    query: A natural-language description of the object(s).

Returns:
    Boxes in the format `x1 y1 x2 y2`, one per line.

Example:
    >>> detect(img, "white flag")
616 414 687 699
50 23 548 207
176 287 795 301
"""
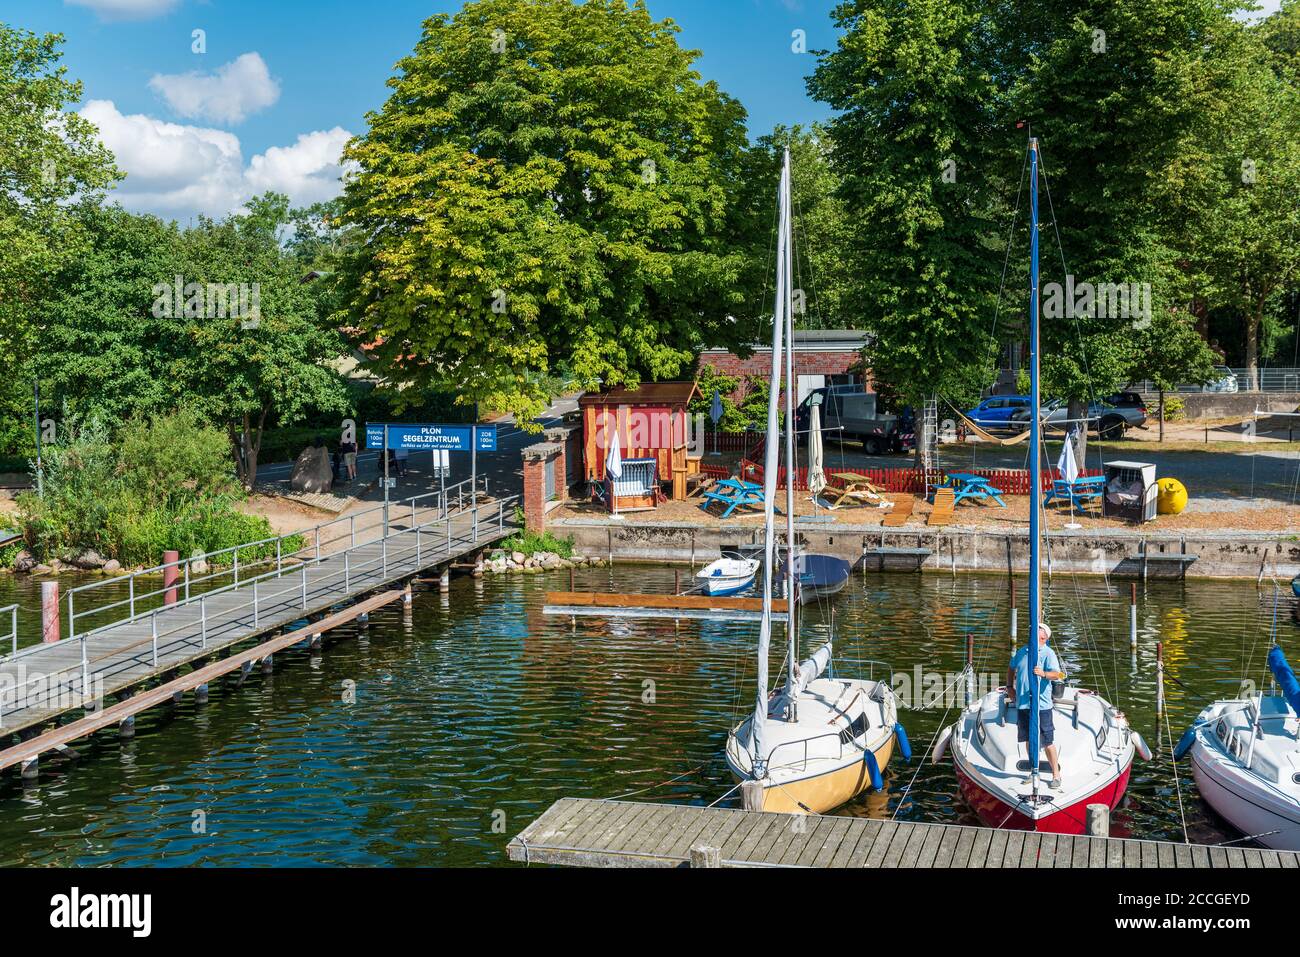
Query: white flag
1057 428 1080 483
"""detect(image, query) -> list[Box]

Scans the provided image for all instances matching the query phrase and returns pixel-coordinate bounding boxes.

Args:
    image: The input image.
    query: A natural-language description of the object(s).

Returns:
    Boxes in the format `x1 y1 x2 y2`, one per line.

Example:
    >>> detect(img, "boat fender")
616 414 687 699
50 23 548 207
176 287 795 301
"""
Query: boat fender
895 722 912 762
1173 727 1197 761
1133 731 1153 762
931 725 952 764
863 748 884 791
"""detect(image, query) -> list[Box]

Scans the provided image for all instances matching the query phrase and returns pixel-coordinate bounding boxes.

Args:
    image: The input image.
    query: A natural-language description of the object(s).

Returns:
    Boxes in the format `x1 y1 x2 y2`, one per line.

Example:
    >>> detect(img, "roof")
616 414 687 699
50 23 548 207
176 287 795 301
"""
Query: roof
577 381 700 408
699 329 871 355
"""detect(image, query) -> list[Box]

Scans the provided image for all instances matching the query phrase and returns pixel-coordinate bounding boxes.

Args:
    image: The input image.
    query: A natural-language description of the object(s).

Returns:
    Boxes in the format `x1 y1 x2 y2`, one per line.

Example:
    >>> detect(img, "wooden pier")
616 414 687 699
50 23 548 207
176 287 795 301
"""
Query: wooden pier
0 485 516 771
543 591 789 623
507 798 1300 868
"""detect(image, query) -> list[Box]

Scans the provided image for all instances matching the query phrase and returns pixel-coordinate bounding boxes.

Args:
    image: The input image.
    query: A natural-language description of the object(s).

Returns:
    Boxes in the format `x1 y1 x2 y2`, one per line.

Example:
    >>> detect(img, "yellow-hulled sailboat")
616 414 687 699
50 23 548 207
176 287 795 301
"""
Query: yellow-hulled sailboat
723 148 909 815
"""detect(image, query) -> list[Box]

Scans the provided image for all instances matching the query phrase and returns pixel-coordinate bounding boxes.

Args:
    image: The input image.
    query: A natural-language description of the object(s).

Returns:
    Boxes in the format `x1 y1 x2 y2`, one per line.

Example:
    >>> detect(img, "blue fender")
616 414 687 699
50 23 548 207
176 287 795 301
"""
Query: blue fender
1173 726 1197 761
863 748 884 791
895 722 912 763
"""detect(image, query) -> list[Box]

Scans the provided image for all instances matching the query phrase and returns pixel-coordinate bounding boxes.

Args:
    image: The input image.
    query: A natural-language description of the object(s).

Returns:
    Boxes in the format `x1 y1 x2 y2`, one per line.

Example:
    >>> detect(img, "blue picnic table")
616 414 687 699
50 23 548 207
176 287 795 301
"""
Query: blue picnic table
1044 475 1106 510
700 478 783 519
934 472 1007 507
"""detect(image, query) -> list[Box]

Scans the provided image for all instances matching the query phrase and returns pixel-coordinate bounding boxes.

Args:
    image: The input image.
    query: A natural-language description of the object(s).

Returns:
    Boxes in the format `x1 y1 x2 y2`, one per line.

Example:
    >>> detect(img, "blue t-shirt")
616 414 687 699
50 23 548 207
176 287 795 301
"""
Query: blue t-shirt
1010 644 1061 711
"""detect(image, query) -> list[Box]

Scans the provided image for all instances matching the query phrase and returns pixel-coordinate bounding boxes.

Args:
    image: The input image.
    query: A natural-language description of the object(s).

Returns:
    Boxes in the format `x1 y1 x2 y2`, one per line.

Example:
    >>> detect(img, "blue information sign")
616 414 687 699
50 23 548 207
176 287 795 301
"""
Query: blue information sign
366 423 497 452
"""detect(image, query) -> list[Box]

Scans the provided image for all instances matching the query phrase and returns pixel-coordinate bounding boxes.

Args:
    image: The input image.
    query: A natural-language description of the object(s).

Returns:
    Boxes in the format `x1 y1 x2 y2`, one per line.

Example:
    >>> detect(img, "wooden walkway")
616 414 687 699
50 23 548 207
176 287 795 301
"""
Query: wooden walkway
0 498 514 739
507 798 1300 868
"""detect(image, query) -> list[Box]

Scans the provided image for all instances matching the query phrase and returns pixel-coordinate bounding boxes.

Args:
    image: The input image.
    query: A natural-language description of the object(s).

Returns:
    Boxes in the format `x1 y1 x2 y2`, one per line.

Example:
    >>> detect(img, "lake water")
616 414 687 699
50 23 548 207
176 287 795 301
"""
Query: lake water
0 564 1290 865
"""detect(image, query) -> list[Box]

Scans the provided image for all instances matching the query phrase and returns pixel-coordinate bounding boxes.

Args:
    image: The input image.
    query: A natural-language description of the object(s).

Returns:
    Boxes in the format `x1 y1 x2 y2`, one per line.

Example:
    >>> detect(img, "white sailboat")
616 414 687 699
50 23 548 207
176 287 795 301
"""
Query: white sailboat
724 148 909 815
934 136 1149 834
1176 644 1300 850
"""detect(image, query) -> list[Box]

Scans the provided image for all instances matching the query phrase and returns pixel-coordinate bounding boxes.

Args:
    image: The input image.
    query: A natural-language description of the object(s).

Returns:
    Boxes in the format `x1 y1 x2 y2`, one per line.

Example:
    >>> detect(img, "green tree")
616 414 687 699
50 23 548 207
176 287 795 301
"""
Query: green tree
1128 310 1216 441
808 0 1002 461
335 0 754 427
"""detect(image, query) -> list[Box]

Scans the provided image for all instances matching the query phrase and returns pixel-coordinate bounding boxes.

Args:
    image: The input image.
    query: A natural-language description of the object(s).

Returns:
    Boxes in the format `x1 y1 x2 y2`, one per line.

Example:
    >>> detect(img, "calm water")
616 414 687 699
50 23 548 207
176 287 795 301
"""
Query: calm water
0 564 1290 865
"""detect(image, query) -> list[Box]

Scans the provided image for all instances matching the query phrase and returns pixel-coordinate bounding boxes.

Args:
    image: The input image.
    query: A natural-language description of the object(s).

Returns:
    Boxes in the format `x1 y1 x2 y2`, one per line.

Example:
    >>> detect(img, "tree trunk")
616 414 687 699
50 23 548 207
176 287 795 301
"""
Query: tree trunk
1246 308 1260 392
243 406 268 490
1067 397 1088 466
1158 389 1165 443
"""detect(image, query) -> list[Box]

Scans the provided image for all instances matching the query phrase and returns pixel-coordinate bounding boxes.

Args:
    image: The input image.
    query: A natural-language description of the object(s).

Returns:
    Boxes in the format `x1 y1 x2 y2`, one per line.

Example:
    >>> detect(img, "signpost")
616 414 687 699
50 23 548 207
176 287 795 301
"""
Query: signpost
366 424 499 529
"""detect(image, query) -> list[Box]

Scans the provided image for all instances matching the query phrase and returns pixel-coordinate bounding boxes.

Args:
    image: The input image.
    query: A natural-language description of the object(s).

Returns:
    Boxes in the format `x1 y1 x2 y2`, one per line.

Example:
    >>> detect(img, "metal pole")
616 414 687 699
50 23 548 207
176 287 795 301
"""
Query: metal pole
129 576 135 620
253 580 259 628
81 637 89 699
201 597 207 648
151 614 158 666
302 567 308 608
440 451 447 517
383 424 390 535
345 551 351 591
472 425 478 509
1129 582 1138 648
1027 137 1042 798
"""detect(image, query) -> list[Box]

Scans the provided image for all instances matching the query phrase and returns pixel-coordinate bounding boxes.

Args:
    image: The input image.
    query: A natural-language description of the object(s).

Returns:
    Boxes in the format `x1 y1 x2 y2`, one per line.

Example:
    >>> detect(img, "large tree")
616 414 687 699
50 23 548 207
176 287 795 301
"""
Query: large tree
335 0 754 426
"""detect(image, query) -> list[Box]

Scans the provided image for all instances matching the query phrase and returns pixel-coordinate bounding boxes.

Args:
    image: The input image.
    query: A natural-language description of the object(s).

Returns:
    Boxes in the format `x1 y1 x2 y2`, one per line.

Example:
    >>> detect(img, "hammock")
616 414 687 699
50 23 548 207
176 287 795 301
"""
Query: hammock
948 406 1033 446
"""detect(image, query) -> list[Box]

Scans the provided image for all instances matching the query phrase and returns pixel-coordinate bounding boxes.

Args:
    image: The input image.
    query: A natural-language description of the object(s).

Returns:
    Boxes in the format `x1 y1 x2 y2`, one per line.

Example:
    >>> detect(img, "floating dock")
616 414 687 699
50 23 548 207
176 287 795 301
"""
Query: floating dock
0 485 515 776
543 591 788 623
507 798 1300 868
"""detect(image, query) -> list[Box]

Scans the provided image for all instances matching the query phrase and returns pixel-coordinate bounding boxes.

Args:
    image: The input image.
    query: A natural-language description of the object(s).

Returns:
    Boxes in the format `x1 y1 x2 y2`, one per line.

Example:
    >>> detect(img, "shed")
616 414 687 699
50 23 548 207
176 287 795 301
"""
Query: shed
579 381 700 500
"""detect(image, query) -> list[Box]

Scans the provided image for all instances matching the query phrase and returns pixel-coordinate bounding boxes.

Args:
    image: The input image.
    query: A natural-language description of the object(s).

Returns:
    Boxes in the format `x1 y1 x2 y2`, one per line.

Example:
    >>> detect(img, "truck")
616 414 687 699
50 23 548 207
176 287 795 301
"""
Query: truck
794 387 914 456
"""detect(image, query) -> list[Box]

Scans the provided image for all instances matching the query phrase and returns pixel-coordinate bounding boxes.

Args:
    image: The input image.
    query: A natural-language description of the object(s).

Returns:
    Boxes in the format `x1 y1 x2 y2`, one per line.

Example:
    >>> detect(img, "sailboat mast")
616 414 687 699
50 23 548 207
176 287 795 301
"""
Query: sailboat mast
1028 136 1042 798
750 151 792 777
782 146 799 696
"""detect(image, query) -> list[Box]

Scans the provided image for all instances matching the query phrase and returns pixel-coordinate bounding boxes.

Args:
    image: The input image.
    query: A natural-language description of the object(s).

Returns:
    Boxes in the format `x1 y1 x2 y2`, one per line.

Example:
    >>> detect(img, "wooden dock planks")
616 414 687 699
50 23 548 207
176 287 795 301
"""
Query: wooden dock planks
506 798 1300 868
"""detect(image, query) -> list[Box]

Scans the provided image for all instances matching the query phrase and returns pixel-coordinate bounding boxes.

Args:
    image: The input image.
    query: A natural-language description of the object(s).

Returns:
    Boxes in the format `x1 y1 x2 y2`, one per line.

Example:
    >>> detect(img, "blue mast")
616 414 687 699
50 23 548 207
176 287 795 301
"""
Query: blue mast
1028 136 1042 798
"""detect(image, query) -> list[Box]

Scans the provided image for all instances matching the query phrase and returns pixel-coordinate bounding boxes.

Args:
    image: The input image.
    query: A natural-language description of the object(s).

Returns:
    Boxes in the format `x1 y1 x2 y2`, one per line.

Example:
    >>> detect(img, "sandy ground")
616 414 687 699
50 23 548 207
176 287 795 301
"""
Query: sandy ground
553 484 1300 534
236 494 335 536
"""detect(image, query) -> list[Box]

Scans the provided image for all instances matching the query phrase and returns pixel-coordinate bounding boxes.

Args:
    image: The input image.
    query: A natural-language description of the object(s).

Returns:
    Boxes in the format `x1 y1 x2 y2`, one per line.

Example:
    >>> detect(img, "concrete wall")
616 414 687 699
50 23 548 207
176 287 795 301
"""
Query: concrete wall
1140 392 1299 422
551 517 1300 581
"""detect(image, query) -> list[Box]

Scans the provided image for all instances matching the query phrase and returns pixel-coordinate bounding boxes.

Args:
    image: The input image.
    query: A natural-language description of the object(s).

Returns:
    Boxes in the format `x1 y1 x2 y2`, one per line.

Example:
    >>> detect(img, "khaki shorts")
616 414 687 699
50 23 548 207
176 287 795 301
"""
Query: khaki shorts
344 452 357 468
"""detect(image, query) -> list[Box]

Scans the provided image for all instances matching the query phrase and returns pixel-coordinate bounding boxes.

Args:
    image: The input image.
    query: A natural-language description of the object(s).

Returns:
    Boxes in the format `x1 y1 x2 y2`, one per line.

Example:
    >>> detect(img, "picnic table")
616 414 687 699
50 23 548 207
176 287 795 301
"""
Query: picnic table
822 471 891 509
933 472 1007 508
700 477 783 519
1044 475 1106 510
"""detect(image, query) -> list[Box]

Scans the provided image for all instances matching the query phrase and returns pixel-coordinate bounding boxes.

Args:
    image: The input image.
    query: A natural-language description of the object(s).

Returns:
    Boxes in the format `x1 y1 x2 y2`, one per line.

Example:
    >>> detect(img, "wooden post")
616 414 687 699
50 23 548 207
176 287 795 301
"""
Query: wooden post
163 549 180 605
118 715 135 739
690 844 722 868
1086 803 1109 837
1156 641 1165 715
403 583 413 605
261 654 274 674
439 567 450 593
41 580 59 644
310 633 322 650
1129 582 1138 649
195 683 209 704
741 780 765 812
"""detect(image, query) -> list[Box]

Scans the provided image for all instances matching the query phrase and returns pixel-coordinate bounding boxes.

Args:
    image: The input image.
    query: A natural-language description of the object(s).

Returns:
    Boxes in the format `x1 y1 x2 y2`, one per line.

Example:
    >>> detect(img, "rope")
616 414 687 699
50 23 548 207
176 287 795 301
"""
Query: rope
606 761 709 801
1162 697 1190 844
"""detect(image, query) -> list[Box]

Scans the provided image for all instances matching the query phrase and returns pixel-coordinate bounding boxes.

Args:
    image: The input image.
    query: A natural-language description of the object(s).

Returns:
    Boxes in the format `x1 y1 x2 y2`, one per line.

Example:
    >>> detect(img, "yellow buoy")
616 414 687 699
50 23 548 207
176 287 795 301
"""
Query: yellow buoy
1156 477 1188 515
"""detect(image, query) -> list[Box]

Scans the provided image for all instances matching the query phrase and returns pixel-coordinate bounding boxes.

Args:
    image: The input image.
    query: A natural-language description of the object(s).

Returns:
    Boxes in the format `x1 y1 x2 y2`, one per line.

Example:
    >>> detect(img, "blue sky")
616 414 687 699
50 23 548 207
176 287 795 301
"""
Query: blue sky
7 0 842 221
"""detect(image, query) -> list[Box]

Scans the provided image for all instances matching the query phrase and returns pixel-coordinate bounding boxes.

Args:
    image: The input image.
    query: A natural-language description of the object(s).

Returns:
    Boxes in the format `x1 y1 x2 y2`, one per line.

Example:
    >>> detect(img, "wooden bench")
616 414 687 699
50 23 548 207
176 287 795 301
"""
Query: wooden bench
927 488 955 526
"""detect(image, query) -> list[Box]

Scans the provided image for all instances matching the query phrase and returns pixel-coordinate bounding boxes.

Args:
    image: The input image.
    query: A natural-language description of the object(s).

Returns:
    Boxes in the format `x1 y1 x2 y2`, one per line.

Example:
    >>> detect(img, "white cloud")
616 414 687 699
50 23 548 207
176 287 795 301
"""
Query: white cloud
80 100 352 219
149 53 281 125
65 0 180 20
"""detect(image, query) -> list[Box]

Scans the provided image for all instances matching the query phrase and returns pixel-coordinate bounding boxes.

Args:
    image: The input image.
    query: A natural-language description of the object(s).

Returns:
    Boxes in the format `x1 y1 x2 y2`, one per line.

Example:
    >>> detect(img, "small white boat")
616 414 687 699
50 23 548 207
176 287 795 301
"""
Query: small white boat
1176 645 1300 850
695 557 759 596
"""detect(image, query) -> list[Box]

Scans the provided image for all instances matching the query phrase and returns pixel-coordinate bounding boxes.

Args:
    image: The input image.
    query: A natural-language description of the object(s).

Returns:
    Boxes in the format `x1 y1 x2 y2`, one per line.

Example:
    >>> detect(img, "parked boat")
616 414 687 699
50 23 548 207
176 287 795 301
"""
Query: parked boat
724 147 908 815
780 554 852 605
695 557 759 596
935 136 1147 835
1174 644 1300 850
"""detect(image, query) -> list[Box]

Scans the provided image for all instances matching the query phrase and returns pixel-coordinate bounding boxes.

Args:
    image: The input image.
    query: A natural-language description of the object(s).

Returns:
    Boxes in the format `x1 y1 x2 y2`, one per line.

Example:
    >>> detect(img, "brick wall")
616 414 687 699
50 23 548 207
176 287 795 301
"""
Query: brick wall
700 349 870 402
522 440 565 533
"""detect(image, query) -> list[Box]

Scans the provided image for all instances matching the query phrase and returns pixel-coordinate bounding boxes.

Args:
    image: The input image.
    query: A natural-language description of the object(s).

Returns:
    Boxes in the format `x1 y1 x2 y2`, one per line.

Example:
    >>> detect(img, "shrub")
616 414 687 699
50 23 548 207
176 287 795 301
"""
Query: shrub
501 529 574 559
1161 396 1185 421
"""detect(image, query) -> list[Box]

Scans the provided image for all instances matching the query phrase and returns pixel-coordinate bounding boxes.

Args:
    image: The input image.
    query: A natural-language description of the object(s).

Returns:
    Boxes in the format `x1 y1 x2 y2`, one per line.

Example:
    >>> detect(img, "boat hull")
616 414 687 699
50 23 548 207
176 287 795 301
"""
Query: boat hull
1189 738 1300 851
729 736 896 815
701 576 755 596
954 755 1131 834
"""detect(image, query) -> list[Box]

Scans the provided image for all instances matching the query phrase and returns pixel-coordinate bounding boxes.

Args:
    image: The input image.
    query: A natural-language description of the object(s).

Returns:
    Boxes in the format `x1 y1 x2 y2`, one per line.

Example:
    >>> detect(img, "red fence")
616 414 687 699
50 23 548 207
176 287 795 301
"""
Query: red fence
702 431 765 454
734 463 1102 494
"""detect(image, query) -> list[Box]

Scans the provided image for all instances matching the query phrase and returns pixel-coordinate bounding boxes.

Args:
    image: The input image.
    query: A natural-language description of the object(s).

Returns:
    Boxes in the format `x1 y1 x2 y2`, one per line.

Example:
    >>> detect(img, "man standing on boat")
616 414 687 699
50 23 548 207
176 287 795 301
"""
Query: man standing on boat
1009 623 1065 789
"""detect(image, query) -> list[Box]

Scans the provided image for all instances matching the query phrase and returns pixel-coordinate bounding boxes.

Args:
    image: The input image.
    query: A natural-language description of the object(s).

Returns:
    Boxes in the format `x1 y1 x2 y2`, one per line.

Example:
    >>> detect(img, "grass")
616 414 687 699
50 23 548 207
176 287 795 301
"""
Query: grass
499 529 575 559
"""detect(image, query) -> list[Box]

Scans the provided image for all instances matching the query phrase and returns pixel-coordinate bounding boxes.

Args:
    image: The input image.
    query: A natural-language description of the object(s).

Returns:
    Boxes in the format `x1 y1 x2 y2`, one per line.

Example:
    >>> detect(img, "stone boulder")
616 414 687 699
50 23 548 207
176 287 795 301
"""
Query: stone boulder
12 549 35 573
291 445 333 494
68 548 106 570
101 559 122 575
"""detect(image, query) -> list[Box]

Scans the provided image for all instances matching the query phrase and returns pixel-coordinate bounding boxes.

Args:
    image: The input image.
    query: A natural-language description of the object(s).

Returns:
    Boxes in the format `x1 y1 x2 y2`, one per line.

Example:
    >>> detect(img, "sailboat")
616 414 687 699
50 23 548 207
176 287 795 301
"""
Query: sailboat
724 148 909 815
1175 643 1300 850
933 137 1149 834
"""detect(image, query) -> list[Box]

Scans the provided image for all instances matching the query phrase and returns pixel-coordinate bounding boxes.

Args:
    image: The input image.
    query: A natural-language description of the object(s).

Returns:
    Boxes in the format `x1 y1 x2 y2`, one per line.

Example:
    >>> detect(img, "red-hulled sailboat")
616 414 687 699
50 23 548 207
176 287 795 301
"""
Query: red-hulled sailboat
932 135 1150 835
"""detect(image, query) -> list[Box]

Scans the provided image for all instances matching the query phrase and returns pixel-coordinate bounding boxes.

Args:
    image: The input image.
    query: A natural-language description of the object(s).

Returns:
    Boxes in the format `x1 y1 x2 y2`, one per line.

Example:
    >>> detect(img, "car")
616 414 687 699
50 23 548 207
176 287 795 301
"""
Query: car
963 395 1033 429
1009 399 1146 439
1201 366 1239 393
1104 391 1148 415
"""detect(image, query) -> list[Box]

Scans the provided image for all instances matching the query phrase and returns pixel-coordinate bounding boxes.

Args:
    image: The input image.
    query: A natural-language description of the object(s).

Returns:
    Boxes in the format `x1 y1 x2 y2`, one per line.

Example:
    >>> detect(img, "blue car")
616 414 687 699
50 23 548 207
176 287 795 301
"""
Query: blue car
963 395 1032 429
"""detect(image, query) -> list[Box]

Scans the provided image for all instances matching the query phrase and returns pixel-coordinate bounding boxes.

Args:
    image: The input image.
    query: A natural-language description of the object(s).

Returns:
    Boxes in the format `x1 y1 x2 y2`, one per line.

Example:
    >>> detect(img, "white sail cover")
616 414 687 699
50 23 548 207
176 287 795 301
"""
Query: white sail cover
793 641 833 698
605 420 622 479
1056 426 1079 483
751 155 792 775
808 402 826 498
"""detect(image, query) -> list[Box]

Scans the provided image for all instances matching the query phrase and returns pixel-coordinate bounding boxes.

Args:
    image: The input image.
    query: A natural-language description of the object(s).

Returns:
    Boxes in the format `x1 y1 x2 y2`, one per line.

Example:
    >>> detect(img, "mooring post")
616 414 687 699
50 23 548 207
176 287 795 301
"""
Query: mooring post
20 757 38 781
403 583 413 605
261 654 274 675
162 549 180 606
1129 582 1138 649
741 780 765 812
41 580 59 644
119 714 135 739
1156 641 1165 715
195 683 209 704
473 551 484 578
310 633 322 650
690 844 722 868
439 567 450 593
1086 803 1109 837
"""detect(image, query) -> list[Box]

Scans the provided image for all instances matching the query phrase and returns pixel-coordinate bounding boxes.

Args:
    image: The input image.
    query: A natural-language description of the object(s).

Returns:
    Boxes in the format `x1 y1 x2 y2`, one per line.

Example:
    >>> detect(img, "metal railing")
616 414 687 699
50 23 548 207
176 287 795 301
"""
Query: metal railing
0 604 16 659
0 482 516 725
1131 367 1300 394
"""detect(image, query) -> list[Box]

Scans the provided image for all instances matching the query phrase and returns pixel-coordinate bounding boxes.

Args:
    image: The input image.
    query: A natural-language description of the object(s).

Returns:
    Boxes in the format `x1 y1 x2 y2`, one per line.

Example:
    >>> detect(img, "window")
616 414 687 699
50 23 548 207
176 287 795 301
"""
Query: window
838 712 870 745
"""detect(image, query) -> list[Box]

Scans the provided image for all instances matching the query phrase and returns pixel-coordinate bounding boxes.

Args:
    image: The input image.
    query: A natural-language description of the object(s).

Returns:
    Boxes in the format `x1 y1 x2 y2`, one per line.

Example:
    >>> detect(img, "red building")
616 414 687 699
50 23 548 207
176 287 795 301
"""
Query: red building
698 329 870 406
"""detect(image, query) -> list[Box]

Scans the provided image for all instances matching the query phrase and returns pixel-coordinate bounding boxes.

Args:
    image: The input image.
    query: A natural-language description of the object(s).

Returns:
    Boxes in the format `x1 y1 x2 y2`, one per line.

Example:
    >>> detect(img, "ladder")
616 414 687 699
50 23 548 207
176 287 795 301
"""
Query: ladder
920 397 939 471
